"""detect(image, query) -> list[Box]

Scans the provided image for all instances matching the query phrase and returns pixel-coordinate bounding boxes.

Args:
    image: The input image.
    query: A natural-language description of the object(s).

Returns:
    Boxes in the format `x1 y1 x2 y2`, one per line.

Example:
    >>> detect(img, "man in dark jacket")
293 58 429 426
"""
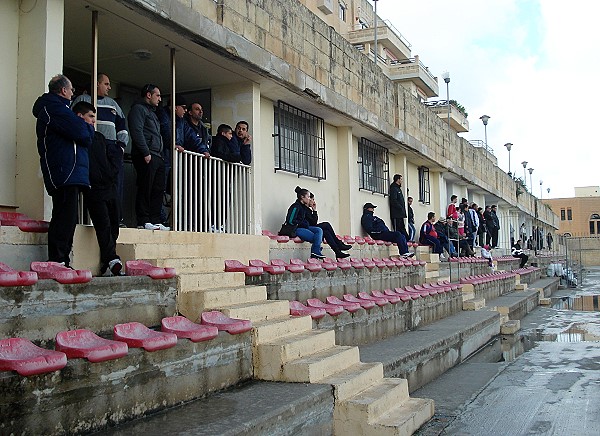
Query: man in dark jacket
128 84 168 231
184 103 211 157
490 205 500 248
483 205 495 247
407 196 416 242
389 174 409 239
73 101 123 276
212 122 252 164
32 74 95 267
361 203 414 257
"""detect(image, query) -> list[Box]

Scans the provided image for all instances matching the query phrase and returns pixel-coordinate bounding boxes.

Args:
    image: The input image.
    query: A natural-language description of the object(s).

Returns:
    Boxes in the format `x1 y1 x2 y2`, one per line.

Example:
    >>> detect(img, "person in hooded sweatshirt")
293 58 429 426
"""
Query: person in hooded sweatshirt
32 74 95 267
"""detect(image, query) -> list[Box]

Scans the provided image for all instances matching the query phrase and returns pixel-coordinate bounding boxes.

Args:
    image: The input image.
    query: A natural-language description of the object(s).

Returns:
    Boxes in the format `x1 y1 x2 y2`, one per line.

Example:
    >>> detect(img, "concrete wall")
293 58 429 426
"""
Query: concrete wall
565 237 600 266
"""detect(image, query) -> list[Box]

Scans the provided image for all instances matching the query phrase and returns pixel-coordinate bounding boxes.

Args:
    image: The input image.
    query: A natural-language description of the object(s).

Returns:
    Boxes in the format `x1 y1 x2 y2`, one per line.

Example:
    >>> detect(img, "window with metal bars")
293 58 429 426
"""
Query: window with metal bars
274 101 326 180
418 166 430 204
358 138 389 195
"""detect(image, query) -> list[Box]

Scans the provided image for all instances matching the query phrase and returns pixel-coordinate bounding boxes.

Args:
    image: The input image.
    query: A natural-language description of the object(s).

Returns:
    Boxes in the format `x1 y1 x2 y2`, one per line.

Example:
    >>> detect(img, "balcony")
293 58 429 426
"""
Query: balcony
347 20 412 61
425 101 470 133
386 56 439 97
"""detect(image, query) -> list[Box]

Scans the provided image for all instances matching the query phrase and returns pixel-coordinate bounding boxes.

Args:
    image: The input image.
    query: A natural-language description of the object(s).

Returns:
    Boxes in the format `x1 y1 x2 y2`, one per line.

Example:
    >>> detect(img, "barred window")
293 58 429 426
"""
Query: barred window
560 209 566 221
358 138 389 195
567 208 572 220
274 101 326 180
418 166 430 204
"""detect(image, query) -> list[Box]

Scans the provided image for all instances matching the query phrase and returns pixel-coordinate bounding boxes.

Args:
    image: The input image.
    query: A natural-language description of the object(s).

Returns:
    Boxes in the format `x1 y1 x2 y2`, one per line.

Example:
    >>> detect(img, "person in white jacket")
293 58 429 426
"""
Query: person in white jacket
480 244 493 267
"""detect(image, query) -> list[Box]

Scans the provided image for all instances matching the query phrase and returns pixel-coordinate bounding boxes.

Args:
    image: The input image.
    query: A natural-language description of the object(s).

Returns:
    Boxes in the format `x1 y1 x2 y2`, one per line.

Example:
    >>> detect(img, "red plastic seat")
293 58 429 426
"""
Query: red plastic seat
223 259 263 276
343 294 376 309
126 260 176 279
342 235 355 244
271 259 305 273
30 261 92 284
294 258 322 272
349 258 365 269
289 300 327 319
371 290 401 304
325 296 361 313
381 258 396 267
357 292 388 307
404 286 432 297
113 322 178 351
364 236 376 245
0 262 38 286
354 236 366 245
359 258 376 269
0 212 49 233
306 298 345 316
371 257 388 268
0 338 67 376
261 230 290 243
161 316 219 342
393 288 421 300
413 284 439 295
55 329 128 362
201 311 252 334
330 258 352 271
310 258 337 271
384 289 412 302
292 236 303 243
249 259 285 275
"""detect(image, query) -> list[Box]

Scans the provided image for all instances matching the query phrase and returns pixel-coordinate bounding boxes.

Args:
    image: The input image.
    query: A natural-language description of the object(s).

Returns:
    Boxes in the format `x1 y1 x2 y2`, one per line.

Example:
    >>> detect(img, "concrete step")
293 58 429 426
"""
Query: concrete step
118 242 208 260
0 226 47 245
463 298 485 310
338 378 409 424
415 246 431 255
281 345 360 383
419 253 440 264
220 300 290 322
425 270 440 279
425 262 439 272
319 361 384 402
251 315 313 345
153 256 224 273
370 397 435 436
177 285 267 319
179 271 246 290
257 330 337 367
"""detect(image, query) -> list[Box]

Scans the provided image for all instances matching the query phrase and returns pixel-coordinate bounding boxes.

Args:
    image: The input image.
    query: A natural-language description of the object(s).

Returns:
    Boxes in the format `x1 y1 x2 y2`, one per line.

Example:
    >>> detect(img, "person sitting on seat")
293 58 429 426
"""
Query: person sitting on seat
433 217 457 258
419 212 444 259
306 193 351 258
361 203 414 257
283 186 326 259
512 239 529 268
480 244 494 267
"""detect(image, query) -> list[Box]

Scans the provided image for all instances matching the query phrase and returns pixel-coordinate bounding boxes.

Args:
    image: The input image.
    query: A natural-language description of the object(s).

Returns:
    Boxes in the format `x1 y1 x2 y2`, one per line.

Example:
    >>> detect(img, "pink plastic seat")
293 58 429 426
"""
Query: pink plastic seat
201 311 252 334
371 257 388 268
289 301 327 319
325 296 361 313
113 322 178 351
0 338 67 376
30 261 92 284
292 236 303 243
161 316 219 342
223 259 263 276
0 262 38 286
393 288 421 300
413 284 439 295
364 236 376 245
343 294 376 309
0 212 49 233
249 259 285 275
404 286 431 297
330 258 352 270
294 258 322 272
55 329 128 362
306 298 345 316
384 289 412 302
310 258 337 271
354 236 366 245
262 230 290 243
349 258 365 269
342 235 355 244
126 260 176 279
360 258 376 269
357 292 389 306
271 259 305 273
371 290 401 304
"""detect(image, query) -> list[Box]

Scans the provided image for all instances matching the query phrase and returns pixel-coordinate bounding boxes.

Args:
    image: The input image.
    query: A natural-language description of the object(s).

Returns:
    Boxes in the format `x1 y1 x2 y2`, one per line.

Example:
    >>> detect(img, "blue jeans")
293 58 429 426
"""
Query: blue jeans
408 222 416 242
296 226 324 255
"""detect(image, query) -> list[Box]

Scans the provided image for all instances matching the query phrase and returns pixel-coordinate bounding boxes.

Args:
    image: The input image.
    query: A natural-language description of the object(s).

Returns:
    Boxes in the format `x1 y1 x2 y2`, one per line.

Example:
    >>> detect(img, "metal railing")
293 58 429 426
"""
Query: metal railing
469 140 495 156
173 150 252 234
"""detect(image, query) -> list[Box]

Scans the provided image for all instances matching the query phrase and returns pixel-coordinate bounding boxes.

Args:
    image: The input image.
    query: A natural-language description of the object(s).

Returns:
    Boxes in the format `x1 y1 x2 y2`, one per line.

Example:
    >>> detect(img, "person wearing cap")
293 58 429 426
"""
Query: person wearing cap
419 212 444 259
389 174 409 239
433 216 457 257
361 203 414 257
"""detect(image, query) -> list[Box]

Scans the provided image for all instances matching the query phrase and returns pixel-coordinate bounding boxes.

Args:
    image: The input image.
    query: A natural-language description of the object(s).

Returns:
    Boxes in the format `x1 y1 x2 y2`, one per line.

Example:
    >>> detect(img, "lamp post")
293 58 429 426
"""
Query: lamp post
521 161 528 183
373 0 378 66
547 187 550 197
442 72 450 131
480 115 490 150
528 167 534 192
540 180 543 199
504 143 513 178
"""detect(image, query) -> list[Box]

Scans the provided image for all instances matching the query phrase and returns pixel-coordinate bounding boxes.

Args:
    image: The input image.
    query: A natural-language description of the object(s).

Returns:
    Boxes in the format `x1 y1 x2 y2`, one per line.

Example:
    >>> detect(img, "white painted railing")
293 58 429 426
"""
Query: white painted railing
173 150 252 234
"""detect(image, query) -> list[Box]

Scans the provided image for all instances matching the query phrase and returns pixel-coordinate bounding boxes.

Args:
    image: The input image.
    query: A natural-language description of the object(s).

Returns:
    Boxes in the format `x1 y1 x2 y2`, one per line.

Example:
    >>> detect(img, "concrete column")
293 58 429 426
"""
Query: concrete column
16 0 65 220
337 126 354 234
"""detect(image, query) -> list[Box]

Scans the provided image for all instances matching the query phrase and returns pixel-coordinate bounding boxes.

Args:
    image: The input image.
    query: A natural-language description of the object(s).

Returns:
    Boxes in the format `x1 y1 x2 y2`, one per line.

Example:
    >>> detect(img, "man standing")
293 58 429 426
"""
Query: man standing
484 205 495 246
407 196 416 242
490 205 500 248
128 84 169 231
73 74 128 227
184 102 211 157
469 203 480 247
233 121 252 165
32 74 95 266
389 174 409 239
447 195 459 220
361 203 414 257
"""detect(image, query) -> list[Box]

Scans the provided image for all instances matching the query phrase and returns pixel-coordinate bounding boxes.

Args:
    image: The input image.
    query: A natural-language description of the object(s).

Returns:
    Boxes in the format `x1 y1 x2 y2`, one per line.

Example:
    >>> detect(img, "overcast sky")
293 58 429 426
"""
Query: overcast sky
376 0 599 199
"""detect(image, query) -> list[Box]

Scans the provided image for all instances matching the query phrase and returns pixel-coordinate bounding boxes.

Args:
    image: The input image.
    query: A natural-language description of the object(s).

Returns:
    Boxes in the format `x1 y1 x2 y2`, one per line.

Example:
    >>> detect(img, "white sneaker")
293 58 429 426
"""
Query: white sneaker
155 223 170 231
401 252 415 258
144 223 160 230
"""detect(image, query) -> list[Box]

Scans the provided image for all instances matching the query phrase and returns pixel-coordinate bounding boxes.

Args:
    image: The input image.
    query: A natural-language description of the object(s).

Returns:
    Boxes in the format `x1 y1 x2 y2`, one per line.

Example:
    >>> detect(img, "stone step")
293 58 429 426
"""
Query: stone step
257 330 336 368
0 226 47 245
415 246 431 255
251 315 313 345
463 298 485 311
319 361 384 402
281 346 360 383
177 285 266 319
369 397 435 436
220 300 290 323
425 270 440 279
153 256 224 273
419 253 440 264
425 262 439 272
179 271 246 290
338 378 409 424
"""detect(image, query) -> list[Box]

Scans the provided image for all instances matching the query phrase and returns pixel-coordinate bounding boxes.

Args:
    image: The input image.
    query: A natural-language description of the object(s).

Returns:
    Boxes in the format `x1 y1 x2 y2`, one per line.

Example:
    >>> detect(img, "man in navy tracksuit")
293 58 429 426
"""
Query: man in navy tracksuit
361 203 414 257
32 74 95 266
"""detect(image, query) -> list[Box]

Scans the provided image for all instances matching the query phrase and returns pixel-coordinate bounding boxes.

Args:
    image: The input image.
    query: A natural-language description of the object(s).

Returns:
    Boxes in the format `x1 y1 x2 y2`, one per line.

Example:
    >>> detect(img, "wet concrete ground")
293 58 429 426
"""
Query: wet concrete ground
415 267 600 436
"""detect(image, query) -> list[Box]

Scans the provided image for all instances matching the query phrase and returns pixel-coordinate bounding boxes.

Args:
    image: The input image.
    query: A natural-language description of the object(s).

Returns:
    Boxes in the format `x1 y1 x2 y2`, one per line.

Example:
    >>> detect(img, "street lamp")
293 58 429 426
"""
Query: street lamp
504 143 513 178
540 180 543 199
373 0 379 66
547 187 550 197
480 115 490 150
521 161 528 182
528 167 534 192
442 72 451 131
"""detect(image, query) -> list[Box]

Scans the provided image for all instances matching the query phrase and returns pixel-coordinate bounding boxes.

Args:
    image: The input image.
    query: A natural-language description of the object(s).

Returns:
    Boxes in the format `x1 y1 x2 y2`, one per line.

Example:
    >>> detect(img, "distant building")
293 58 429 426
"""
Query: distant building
544 187 600 236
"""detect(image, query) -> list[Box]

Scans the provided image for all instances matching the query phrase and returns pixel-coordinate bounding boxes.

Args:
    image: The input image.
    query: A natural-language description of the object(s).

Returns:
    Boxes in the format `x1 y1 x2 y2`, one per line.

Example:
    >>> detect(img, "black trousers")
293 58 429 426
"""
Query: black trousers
513 253 528 268
391 217 409 240
84 192 120 268
48 186 80 266
317 222 341 252
133 154 165 226
491 229 499 248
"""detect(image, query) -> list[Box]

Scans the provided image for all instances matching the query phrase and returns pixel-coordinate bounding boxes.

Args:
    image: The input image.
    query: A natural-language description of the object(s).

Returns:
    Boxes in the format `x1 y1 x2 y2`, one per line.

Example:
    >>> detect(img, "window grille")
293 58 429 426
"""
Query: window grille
418 166 430 204
358 138 389 195
567 208 572 221
339 2 346 21
274 101 326 180
560 209 565 221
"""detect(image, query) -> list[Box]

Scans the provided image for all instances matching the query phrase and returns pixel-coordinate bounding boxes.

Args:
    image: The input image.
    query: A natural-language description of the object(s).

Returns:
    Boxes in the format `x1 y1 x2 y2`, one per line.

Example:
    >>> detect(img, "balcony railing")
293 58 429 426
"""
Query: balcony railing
469 140 495 156
425 101 469 133
348 20 412 60
386 56 439 97
173 150 252 234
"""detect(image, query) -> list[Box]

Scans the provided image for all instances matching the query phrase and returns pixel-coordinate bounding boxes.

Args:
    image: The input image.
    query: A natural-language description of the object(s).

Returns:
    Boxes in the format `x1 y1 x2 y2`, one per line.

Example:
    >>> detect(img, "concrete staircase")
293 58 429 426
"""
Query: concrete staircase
115 230 435 435
415 245 441 281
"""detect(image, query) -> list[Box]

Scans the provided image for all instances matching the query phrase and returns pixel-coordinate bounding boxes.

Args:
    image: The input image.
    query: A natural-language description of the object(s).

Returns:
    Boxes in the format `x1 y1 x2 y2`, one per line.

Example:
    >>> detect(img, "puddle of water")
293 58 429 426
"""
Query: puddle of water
551 295 600 311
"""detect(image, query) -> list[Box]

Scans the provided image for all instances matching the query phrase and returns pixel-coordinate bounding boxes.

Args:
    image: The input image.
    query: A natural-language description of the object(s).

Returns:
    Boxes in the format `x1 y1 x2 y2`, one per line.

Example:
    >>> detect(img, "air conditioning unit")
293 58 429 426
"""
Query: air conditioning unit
317 0 334 15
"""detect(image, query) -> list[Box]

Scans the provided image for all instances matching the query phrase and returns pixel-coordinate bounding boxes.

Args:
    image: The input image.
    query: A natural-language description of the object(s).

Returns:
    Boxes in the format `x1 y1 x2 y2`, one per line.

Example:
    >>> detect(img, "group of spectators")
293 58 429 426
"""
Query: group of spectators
32 73 251 276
